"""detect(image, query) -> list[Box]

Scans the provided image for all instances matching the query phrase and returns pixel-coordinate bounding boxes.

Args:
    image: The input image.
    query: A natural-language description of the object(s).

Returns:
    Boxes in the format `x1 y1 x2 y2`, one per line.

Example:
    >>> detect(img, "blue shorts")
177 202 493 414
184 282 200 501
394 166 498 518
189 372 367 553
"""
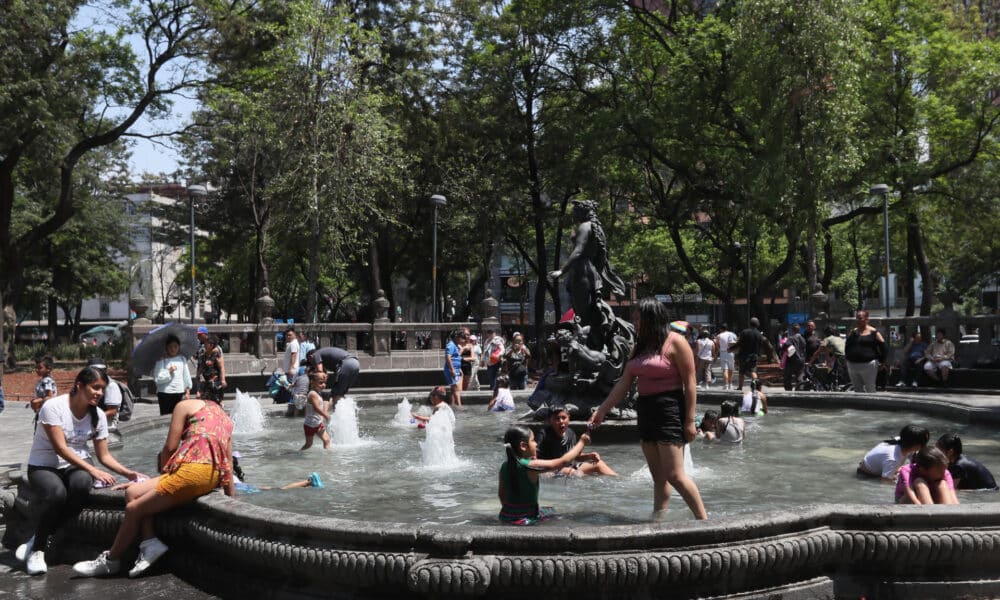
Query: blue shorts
443 367 461 386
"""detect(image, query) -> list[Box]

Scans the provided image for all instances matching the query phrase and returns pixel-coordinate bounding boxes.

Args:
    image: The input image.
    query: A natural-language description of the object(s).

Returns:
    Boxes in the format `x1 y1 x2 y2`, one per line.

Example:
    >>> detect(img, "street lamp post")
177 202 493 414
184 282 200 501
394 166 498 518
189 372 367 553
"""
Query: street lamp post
871 184 891 318
429 194 447 322
733 240 751 325
187 184 207 324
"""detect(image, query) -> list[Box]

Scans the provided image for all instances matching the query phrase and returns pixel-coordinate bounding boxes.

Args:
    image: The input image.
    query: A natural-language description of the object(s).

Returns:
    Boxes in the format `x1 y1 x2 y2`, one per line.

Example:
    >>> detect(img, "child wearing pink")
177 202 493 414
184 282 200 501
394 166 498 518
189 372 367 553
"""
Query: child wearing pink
895 446 959 505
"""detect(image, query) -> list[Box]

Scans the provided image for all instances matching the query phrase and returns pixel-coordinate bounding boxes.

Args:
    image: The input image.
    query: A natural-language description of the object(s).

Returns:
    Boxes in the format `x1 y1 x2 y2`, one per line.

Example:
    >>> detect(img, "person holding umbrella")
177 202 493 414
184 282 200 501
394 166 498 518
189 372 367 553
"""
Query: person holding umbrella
154 335 192 415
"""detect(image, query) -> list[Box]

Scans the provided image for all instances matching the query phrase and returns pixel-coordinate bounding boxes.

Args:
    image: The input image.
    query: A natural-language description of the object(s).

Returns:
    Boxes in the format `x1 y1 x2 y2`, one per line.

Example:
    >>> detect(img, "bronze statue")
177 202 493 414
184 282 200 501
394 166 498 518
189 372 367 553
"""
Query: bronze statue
538 200 635 419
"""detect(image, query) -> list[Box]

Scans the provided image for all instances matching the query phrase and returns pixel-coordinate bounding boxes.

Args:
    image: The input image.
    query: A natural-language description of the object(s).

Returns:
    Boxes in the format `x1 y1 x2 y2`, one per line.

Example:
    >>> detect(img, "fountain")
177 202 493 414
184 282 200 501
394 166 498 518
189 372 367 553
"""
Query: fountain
230 389 266 435
329 396 363 446
419 407 463 469
8 392 1000 599
392 398 414 427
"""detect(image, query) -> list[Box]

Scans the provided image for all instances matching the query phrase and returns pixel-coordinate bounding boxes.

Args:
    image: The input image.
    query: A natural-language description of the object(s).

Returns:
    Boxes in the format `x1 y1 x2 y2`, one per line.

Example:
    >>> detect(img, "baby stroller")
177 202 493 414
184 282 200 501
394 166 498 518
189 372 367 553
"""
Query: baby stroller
798 357 851 392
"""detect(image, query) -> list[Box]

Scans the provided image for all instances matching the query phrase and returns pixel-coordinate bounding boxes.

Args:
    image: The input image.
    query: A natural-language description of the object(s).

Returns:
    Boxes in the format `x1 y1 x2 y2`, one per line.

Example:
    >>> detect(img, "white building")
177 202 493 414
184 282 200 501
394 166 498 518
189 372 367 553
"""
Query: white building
72 184 209 323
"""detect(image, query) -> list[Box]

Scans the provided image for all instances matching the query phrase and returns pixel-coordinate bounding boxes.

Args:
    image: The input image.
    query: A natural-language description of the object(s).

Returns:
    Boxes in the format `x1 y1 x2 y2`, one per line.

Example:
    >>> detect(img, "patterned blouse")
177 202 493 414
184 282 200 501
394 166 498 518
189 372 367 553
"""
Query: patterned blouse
162 401 233 489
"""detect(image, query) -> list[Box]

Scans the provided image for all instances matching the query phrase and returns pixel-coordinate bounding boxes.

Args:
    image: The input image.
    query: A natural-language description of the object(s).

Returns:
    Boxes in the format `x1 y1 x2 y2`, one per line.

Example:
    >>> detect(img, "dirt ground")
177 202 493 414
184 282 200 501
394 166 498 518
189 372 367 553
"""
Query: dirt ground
2 367 126 402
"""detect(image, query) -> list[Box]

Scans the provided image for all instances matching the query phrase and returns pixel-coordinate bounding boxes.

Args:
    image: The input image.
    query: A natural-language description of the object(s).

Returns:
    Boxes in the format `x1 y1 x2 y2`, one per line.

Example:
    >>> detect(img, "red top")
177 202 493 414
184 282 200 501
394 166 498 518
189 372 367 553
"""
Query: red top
162 401 233 490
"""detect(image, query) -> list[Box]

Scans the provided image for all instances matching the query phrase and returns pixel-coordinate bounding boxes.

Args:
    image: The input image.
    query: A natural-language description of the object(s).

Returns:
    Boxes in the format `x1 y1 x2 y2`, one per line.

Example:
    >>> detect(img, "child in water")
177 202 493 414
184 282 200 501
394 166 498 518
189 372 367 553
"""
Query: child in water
498 425 590 525
232 453 324 493
412 386 455 427
716 400 745 443
696 410 719 441
488 375 515 412
895 446 959 505
301 372 331 450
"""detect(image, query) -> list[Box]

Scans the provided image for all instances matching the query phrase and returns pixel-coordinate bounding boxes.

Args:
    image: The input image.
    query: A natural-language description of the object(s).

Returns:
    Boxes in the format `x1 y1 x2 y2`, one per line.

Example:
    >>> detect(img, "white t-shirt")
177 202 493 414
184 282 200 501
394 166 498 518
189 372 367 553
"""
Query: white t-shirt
491 388 515 411
283 337 300 373
28 395 108 469
717 331 737 355
697 338 715 360
102 379 122 409
861 442 903 479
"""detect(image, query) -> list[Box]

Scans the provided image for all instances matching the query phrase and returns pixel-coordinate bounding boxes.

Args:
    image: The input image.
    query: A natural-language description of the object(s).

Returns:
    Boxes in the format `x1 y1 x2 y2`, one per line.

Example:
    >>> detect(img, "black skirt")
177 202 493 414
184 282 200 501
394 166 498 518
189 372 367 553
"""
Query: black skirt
636 389 685 443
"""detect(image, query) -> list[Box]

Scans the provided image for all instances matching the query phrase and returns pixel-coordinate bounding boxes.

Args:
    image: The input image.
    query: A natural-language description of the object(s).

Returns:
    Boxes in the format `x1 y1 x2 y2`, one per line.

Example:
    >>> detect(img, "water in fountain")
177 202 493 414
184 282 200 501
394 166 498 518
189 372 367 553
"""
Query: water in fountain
116 404 1000 526
330 397 363 446
420 407 465 469
231 389 266 434
392 398 414 427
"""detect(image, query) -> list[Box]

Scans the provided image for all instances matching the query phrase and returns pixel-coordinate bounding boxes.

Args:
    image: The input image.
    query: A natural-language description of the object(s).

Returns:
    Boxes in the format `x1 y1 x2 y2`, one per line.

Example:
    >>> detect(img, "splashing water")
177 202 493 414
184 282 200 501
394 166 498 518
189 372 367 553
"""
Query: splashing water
392 398 414 427
231 389 266 434
420 407 464 469
330 397 363 446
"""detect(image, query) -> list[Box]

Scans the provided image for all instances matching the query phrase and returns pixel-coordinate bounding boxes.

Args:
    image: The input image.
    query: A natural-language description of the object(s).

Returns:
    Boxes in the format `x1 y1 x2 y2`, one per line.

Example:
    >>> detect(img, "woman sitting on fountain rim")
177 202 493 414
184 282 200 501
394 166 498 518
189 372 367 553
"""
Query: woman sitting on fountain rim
73 396 234 578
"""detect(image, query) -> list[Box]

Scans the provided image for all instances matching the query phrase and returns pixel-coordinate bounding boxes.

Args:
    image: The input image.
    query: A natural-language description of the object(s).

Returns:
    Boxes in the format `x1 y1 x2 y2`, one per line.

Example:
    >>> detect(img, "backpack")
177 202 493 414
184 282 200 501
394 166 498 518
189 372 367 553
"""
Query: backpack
488 340 504 365
267 371 291 404
115 379 135 422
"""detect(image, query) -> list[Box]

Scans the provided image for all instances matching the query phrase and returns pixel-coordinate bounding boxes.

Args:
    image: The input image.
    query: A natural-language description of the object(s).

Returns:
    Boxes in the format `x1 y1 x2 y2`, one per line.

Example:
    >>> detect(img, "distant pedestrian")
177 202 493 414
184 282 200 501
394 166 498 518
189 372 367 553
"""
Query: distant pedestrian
153 336 191 416
30 356 57 413
443 330 464 406
481 330 506 390
845 310 887 393
715 324 737 390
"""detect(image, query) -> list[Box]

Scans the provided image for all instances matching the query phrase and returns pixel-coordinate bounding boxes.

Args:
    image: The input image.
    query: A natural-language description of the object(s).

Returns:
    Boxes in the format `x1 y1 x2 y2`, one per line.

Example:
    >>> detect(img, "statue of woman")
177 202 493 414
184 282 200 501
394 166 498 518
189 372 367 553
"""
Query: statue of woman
549 200 627 349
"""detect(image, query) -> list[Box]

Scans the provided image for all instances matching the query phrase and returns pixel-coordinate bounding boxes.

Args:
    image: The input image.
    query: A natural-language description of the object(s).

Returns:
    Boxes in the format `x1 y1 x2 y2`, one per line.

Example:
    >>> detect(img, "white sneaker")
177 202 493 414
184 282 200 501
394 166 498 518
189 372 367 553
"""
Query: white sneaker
73 550 121 577
15 535 34 561
129 537 168 578
911 382 918 388
26 550 47 575
895 381 905 387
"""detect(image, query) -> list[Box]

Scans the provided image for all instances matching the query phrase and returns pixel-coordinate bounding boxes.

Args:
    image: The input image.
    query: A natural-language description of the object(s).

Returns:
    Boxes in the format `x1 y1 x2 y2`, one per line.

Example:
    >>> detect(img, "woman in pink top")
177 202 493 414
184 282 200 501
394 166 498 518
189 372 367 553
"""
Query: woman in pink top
590 298 707 521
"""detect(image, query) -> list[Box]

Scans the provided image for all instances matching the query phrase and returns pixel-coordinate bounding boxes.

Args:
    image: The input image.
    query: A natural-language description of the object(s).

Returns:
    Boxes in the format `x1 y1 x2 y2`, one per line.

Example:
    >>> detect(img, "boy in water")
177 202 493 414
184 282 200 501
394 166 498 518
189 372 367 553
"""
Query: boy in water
536 407 617 476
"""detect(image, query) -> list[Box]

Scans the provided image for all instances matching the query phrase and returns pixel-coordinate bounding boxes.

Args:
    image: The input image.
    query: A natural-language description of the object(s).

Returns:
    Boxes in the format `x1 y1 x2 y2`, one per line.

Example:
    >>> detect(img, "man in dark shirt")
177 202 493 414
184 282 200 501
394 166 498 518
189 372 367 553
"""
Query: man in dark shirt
306 347 361 410
536 408 617 476
937 433 998 490
804 321 821 362
729 317 774 391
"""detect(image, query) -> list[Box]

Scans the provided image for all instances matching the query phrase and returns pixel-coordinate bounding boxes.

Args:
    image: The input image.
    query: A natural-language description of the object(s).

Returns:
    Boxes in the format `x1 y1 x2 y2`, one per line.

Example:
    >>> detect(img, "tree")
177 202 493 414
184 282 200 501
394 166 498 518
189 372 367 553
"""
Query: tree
1 0 228 308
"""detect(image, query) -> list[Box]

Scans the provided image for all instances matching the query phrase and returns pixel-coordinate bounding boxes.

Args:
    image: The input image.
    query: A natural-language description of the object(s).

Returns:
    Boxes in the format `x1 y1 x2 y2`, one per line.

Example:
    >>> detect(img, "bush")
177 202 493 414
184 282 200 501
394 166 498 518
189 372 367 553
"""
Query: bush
14 339 127 366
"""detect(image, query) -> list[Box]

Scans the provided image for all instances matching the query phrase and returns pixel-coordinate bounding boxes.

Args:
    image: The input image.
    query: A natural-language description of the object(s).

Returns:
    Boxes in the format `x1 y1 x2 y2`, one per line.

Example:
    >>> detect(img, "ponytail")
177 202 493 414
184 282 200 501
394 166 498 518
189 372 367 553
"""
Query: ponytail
502 426 533 496
89 404 99 437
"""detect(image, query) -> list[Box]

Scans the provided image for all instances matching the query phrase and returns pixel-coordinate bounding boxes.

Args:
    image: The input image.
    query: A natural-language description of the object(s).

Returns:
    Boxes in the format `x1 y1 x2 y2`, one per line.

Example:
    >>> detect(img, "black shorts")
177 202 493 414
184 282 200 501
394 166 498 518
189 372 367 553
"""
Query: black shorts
739 354 758 375
636 389 685 443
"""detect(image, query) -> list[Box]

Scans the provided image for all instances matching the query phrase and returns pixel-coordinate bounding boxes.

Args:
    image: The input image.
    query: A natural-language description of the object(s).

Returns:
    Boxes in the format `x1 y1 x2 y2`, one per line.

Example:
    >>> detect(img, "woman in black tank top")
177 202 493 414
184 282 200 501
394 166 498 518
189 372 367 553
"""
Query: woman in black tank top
845 310 886 393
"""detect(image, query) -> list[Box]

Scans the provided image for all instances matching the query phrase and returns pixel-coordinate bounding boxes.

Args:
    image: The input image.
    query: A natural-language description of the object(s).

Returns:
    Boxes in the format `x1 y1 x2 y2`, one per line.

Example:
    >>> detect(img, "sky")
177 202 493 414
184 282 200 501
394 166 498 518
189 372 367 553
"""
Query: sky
76 3 193 179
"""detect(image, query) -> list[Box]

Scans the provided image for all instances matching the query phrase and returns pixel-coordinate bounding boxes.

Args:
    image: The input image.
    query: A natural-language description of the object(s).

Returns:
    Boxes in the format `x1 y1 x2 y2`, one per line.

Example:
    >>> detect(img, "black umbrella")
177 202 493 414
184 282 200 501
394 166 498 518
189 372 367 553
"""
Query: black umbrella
131 322 199 375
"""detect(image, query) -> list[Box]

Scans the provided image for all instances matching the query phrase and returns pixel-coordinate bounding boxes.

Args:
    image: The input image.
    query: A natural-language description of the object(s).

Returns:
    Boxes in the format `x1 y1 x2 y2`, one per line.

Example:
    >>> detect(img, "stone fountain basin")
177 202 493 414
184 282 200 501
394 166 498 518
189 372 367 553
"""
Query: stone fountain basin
7 391 1000 598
